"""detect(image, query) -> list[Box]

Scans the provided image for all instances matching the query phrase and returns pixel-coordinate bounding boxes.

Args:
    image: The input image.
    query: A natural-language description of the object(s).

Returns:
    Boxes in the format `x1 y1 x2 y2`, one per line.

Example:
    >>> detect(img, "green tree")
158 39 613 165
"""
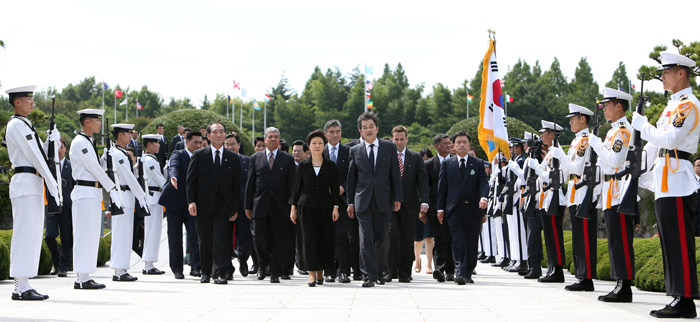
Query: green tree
605 62 632 92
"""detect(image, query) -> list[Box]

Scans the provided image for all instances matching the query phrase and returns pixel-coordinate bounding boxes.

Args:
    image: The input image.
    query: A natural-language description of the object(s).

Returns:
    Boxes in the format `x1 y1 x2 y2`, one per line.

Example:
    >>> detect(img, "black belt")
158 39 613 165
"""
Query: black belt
569 174 581 181
120 185 130 191
658 149 691 161
604 174 617 181
76 180 102 189
14 166 38 175
148 186 162 192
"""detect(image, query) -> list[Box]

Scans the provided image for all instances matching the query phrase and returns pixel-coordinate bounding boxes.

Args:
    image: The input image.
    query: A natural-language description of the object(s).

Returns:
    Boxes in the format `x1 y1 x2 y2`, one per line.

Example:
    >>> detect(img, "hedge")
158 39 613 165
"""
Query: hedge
141 109 255 156
0 229 112 280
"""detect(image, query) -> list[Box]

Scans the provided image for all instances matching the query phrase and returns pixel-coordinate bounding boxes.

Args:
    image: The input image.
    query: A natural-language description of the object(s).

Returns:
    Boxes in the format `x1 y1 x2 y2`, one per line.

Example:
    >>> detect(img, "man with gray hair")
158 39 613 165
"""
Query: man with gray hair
245 127 296 283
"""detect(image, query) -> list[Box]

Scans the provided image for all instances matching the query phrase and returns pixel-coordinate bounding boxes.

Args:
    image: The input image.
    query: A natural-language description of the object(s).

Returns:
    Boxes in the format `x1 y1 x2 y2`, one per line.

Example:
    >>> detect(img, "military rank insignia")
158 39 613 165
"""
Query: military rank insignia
576 144 586 157
149 166 155 170
680 94 689 101
26 134 33 140
82 148 89 154
672 114 685 127
119 159 124 164
612 140 624 152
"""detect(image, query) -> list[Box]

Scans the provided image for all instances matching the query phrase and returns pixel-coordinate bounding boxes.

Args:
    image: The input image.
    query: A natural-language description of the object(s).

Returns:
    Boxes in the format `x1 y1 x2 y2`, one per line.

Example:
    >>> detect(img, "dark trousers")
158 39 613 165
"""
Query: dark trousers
604 206 635 280
655 195 699 298
297 206 335 271
388 206 416 278
252 203 294 277
542 207 565 267
167 207 201 273
234 208 254 265
428 210 454 274
446 203 481 278
196 198 233 278
527 210 544 274
349 216 361 276
325 203 350 277
569 205 597 280
45 210 73 271
355 199 390 281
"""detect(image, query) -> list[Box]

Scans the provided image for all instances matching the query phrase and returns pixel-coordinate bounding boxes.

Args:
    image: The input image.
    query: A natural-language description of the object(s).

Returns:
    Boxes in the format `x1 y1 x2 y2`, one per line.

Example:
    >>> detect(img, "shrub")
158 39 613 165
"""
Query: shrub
141 109 255 156
0 237 9 280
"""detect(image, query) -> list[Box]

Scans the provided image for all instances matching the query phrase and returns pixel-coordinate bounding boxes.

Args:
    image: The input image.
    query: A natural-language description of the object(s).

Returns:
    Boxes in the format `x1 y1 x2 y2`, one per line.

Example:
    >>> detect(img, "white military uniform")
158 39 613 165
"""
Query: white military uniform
532 122 569 212
479 168 499 257
6 115 60 278
70 127 117 276
491 161 508 261
506 151 528 263
591 116 632 209
141 147 166 265
107 124 148 276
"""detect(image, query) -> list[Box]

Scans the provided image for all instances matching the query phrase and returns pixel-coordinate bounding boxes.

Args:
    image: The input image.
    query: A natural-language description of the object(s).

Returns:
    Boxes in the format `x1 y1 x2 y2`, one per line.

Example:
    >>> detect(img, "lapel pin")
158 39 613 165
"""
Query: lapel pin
470 169 475 175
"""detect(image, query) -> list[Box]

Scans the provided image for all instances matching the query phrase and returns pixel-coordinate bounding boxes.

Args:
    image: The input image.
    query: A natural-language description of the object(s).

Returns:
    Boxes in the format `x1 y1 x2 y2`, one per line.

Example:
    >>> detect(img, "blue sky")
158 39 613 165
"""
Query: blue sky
1 0 696 106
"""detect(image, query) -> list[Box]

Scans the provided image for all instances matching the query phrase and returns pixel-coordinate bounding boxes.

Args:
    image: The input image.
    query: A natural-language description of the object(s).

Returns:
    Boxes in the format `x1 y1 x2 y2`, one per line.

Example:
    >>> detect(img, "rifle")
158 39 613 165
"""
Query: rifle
545 119 563 216
521 137 541 218
615 75 649 215
136 135 151 217
45 96 63 214
575 99 602 219
503 147 516 216
105 118 124 216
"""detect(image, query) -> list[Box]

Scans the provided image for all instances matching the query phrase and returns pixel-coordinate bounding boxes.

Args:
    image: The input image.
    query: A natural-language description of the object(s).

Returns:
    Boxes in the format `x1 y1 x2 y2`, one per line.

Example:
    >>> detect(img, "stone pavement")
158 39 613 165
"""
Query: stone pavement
0 222 683 321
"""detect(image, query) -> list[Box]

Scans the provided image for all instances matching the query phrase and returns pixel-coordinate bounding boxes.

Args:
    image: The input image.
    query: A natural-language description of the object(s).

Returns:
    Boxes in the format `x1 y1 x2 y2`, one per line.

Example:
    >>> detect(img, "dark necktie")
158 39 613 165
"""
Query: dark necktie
460 157 466 178
368 144 375 172
268 151 275 169
331 146 337 163
215 149 221 169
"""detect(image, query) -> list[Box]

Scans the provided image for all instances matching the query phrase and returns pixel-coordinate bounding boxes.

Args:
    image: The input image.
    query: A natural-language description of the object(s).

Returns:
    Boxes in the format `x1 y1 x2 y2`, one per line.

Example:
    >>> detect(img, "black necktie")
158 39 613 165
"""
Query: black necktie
368 144 375 173
460 158 466 178
215 149 221 169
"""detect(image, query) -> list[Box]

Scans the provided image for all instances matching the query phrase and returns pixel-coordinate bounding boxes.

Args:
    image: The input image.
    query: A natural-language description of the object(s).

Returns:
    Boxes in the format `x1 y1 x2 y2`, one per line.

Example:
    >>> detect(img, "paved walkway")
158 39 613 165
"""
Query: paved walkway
0 221 681 321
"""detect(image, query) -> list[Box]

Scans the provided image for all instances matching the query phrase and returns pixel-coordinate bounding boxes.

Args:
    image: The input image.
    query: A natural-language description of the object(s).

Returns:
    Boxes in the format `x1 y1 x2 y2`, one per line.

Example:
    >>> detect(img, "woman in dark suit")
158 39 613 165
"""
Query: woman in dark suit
289 130 340 287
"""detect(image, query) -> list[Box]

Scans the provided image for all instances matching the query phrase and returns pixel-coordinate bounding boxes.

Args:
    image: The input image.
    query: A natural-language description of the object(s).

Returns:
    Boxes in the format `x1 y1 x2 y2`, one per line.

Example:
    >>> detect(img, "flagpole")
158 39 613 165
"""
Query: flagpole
125 91 128 122
114 90 117 124
226 96 229 119
364 64 368 113
101 80 105 145
466 89 470 119
263 100 267 130
252 103 255 144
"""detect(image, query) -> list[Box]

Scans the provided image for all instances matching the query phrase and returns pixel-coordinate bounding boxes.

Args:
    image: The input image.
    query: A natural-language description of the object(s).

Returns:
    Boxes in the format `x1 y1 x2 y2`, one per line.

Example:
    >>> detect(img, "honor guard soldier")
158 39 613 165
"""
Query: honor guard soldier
5 86 61 300
504 137 529 273
107 123 149 281
562 104 598 291
588 87 637 302
528 120 567 283
518 132 545 279
140 134 167 275
632 51 699 318
70 109 118 289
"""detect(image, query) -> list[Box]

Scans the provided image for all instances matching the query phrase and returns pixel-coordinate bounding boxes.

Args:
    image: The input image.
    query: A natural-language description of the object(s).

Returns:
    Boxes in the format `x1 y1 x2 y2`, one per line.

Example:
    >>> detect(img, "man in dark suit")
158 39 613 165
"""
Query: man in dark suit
45 138 74 277
224 133 255 277
425 134 455 282
347 112 403 287
127 128 141 156
159 131 202 279
155 123 169 169
171 125 185 153
245 127 296 283
387 126 429 283
187 122 241 285
321 120 351 283
437 131 489 285
174 128 191 151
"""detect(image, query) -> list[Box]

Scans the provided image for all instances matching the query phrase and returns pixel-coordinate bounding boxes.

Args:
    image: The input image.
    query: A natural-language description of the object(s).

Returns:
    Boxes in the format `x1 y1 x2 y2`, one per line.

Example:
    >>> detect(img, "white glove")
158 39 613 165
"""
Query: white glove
587 134 602 148
552 147 566 160
110 190 123 208
139 197 151 213
507 159 519 172
528 158 539 169
47 186 61 207
631 112 648 130
46 128 61 142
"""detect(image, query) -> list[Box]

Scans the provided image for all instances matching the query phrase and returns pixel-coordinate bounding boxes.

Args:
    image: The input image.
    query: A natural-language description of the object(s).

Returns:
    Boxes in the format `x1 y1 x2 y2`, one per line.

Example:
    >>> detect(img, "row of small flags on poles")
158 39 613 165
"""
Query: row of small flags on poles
103 82 143 109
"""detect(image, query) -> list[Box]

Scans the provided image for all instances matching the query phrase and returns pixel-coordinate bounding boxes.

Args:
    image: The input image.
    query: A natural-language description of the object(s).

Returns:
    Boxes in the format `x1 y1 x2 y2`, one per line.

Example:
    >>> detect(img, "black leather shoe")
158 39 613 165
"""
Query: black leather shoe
174 272 185 279
537 266 564 283
249 265 258 275
280 274 291 280
225 273 234 281
214 276 228 284
325 276 335 283
113 273 138 282
377 278 386 285
362 281 375 287
57 271 68 277
200 275 211 283
316 278 324 285
11 289 47 301
492 257 510 267
598 280 632 303
270 275 280 283
308 280 316 287
74 280 106 289
239 261 248 277
446 273 455 282
257 271 265 280
190 268 202 277
353 273 363 281
565 279 594 292
507 262 529 273
480 256 496 263
338 273 351 283
50 270 59 275
398 276 411 283
477 253 487 261
650 297 697 318
433 270 446 282
455 276 466 285
143 268 166 275
465 277 474 284
523 271 541 279
381 273 392 283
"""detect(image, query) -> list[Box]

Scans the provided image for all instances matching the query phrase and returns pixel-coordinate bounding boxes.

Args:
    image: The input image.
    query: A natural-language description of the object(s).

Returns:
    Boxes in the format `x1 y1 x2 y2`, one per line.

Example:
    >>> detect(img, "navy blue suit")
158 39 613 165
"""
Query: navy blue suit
322 143 352 277
158 149 200 273
229 154 254 274
45 158 74 272
437 154 489 279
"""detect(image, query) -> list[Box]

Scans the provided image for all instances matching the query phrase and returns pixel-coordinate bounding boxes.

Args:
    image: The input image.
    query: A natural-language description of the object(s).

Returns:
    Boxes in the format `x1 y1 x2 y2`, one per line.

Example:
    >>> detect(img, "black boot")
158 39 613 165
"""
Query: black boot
537 265 564 283
491 257 510 267
598 279 632 303
565 279 594 291
650 297 697 318
477 252 487 261
480 256 496 264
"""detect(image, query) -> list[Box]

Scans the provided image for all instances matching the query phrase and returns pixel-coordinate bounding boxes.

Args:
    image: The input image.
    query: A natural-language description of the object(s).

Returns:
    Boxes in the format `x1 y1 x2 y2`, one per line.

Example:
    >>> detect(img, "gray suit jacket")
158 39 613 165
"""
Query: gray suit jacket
346 139 403 213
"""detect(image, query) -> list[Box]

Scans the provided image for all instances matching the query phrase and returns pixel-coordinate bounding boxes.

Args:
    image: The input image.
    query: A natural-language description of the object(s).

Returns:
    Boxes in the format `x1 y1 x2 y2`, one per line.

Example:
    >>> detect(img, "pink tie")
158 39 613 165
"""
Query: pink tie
398 152 404 177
